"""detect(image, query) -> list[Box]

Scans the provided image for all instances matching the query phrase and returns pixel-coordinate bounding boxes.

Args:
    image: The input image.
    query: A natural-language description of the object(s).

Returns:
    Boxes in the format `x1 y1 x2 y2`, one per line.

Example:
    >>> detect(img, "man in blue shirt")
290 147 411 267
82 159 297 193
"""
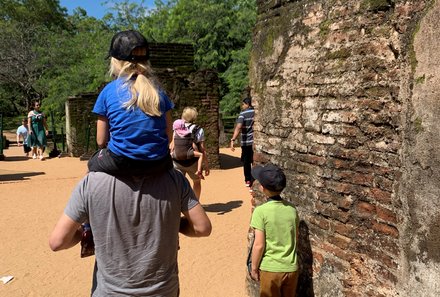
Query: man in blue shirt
230 97 255 187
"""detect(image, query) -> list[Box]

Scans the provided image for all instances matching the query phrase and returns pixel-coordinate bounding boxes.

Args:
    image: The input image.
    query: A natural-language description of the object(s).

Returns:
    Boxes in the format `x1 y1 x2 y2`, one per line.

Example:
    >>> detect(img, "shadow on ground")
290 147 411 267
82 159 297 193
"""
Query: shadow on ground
2 156 31 162
219 153 242 170
203 200 243 215
0 171 45 182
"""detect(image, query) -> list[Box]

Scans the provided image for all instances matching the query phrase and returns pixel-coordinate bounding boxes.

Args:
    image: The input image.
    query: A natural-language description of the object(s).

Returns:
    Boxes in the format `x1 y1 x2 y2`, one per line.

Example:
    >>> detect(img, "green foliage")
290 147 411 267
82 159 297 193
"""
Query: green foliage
141 0 256 115
0 0 257 118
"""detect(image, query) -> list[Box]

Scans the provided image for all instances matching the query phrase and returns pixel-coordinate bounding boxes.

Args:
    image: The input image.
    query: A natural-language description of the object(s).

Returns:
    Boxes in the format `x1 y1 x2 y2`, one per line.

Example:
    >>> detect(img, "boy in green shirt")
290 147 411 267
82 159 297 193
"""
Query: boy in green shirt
250 164 299 297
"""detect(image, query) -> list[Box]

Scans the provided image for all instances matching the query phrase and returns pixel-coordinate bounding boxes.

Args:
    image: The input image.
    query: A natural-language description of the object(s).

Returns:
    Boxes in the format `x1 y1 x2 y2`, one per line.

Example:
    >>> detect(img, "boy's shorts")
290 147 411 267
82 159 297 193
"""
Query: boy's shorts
259 270 299 297
23 144 31 153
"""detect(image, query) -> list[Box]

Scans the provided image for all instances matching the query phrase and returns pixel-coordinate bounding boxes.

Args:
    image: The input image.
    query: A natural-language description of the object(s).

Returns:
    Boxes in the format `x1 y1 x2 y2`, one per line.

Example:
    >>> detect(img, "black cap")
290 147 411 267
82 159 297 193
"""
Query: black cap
242 97 252 106
108 30 149 62
251 164 286 192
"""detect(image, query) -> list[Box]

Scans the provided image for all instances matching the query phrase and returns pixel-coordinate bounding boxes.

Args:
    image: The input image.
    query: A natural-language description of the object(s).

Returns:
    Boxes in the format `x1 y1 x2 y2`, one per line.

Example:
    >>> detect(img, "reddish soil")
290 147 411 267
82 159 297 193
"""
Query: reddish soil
0 132 252 297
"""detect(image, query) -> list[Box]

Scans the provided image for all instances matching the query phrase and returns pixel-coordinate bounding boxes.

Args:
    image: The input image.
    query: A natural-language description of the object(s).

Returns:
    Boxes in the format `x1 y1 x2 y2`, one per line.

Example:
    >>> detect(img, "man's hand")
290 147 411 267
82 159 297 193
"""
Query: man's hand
230 140 235 152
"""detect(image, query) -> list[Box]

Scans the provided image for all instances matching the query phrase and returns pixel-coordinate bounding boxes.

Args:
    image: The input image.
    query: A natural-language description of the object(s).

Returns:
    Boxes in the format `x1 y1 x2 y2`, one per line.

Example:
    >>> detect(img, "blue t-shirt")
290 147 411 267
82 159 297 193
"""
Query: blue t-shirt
93 78 174 160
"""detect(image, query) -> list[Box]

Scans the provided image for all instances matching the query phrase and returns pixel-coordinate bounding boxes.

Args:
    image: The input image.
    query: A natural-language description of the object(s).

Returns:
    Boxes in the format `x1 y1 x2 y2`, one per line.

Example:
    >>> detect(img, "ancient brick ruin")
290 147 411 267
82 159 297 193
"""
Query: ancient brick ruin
248 0 440 296
66 43 220 168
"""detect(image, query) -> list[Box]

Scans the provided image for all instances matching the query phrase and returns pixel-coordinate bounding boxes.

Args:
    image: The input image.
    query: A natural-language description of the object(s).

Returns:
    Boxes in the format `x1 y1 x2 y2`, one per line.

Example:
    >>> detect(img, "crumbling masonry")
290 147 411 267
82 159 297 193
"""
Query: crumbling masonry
248 0 440 296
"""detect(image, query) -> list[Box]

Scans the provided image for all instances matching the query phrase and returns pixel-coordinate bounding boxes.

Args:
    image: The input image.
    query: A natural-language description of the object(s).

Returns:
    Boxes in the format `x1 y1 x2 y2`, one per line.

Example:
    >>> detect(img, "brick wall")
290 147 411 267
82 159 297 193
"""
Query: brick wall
66 43 220 168
249 0 440 296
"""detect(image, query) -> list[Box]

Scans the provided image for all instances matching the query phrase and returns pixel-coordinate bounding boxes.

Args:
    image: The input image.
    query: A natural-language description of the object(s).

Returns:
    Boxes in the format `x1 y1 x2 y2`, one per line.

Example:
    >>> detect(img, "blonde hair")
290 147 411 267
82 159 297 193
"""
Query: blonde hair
182 107 198 123
110 57 161 117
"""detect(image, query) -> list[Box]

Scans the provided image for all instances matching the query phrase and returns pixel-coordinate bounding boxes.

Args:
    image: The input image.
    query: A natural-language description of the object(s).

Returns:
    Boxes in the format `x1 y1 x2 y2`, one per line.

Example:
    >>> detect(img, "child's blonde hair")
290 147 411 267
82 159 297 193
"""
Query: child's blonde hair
110 57 161 117
182 107 198 122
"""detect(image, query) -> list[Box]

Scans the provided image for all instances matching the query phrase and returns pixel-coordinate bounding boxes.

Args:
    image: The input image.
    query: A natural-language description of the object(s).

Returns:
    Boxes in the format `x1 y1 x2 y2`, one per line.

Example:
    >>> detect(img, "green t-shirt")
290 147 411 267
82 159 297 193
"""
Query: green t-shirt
250 199 299 272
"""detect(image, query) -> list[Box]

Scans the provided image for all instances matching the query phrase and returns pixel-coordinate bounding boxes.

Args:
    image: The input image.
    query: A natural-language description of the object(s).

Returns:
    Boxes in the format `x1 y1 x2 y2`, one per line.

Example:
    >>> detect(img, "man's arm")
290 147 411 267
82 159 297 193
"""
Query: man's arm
49 214 82 251
96 116 109 148
180 204 212 237
250 229 265 281
230 122 242 152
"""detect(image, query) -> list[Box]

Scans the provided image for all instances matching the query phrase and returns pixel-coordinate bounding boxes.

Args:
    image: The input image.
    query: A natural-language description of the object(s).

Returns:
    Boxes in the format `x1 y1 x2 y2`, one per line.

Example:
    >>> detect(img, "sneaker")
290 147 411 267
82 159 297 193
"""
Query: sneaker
32 154 37 159
39 155 44 160
245 181 252 187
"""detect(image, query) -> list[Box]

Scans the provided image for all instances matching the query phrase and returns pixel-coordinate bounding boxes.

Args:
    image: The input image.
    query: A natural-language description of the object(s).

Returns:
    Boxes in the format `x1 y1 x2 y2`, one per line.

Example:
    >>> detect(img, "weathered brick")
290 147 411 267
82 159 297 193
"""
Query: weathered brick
326 180 362 195
297 153 327 165
321 242 352 262
372 221 399 238
328 233 352 249
308 214 330 230
305 132 336 145
369 188 392 204
331 219 356 238
376 205 398 224
329 147 370 161
323 111 358 123
314 201 351 223
317 190 338 203
322 123 360 137
333 170 374 187
356 201 376 217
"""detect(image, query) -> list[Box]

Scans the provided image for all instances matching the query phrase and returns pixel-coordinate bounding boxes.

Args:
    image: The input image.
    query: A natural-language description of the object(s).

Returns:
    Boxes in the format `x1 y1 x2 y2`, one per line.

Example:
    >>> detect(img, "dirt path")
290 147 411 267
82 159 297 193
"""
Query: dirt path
0 134 251 297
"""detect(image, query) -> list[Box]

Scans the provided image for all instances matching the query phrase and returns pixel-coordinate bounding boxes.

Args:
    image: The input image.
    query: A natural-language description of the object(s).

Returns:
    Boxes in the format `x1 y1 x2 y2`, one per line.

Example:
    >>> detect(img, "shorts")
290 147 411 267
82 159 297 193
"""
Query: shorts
88 148 173 176
259 270 299 297
23 144 31 153
173 160 201 181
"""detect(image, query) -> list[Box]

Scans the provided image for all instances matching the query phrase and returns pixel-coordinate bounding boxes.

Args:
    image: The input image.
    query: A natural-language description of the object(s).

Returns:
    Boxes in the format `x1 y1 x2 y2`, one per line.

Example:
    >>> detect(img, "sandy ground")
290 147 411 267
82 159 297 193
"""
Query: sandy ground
0 133 252 297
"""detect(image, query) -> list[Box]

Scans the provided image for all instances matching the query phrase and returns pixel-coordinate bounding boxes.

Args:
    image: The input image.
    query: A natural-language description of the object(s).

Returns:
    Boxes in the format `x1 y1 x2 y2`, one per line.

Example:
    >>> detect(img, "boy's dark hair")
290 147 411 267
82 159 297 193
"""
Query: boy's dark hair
242 97 252 106
251 164 286 192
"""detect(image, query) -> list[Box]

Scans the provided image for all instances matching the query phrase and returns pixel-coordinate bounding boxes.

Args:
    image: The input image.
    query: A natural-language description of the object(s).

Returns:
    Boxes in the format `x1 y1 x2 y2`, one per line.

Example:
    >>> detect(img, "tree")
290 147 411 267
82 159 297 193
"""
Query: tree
0 0 69 114
140 0 256 115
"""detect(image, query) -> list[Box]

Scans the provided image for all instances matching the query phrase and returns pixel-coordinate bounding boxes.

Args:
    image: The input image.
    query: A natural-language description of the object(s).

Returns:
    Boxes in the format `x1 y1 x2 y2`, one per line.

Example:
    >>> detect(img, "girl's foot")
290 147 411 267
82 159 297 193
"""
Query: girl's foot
32 154 37 159
39 155 44 160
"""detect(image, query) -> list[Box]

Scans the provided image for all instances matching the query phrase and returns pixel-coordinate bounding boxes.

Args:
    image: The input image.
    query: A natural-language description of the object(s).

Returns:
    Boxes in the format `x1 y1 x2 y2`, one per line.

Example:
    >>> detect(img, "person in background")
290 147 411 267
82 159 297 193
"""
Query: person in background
49 166 212 296
16 118 31 157
172 107 210 200
88 30 174 176
171 118 205 177
27 101 49 160
230 97 255 187
249 164 299 297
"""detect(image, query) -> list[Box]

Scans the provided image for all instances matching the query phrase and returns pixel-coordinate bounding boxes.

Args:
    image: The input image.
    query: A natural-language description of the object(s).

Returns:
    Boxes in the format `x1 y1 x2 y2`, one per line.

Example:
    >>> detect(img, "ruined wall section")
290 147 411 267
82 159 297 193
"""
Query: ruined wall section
399 1 440 295
250 0 436 296
66 43 220 168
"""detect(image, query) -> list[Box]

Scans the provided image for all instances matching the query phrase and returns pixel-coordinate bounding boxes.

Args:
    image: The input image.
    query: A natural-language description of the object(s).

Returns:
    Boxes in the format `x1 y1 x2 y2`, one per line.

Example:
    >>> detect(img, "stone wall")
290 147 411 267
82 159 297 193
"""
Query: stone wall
65 43 220 168
249 0 439 296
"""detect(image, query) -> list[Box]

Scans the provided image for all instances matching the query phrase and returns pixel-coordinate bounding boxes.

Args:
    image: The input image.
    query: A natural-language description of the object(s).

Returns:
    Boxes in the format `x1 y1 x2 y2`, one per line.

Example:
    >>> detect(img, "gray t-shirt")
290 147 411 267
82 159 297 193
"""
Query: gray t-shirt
65 169 199 297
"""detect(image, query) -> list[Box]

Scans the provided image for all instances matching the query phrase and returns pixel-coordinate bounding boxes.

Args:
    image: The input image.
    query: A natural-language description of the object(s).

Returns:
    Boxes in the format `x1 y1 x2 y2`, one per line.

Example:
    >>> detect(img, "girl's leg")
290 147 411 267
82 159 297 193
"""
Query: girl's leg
193 151 204 173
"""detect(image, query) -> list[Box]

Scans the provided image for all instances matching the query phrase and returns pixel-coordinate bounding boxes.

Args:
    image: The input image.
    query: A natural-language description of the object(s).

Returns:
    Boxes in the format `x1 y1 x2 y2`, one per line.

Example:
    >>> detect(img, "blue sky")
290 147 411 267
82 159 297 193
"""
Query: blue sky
59 0 158 19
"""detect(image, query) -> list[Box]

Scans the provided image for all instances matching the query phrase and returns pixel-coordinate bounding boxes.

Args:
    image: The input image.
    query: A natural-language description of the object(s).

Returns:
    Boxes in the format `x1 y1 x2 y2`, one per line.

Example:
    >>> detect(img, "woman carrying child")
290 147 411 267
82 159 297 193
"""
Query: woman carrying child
171 107 210 200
